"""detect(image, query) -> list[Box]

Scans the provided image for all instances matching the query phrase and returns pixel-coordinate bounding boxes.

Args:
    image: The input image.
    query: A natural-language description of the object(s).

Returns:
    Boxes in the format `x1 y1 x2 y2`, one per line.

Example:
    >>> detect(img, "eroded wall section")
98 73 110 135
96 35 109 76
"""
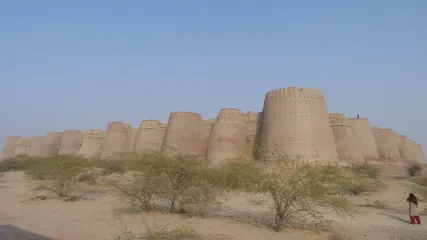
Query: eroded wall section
58 130 83 155
398 135 418 163
0 136 21 160
329 113 363 162
206 108 248 165
347 118 379 160
78 129 104 158
260 87 337 162
161 112 202 156
371 127 402 162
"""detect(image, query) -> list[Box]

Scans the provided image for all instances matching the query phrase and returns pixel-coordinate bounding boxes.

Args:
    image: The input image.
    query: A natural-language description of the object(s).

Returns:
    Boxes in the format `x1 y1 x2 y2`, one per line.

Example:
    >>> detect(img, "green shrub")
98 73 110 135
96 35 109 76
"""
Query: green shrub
93 159 127 175
408 164 423 177
116 153 224 216
78 171 98 185
0 156 30 172
348 162 382 179
25 155 91 197
253 162 357 232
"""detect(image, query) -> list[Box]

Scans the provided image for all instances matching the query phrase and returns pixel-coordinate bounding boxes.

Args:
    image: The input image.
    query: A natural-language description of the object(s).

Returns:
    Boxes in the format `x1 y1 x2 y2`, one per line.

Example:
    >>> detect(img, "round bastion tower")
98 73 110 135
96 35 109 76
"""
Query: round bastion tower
259 87 338 162
133 120 165 153
78 129 104 158
206 108 248 165
347 118 379 161
101 121 133 159
329 113 363 162
161 112 203 156
14 137 33 156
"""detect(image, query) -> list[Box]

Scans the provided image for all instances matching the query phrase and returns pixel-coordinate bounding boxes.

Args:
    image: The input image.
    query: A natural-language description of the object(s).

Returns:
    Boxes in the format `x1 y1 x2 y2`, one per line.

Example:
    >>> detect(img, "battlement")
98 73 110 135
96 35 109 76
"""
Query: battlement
329 113 349 126
265 87 324 99
107 121 132 133
170 112 202 118
83 129 104 138
244 111 261 123
202 119 216 128
217 108 245 123
140 120 160 129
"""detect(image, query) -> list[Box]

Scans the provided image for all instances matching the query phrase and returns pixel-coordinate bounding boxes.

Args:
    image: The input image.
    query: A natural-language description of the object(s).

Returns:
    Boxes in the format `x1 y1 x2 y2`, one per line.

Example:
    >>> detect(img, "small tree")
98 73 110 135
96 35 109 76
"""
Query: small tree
253 158 356 231
25 155 90 197
408 164 423 177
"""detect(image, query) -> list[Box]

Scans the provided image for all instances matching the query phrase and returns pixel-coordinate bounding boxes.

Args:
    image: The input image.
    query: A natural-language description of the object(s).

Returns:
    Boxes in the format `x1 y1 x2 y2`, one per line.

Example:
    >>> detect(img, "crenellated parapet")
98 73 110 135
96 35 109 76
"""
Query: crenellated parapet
133 120 166 153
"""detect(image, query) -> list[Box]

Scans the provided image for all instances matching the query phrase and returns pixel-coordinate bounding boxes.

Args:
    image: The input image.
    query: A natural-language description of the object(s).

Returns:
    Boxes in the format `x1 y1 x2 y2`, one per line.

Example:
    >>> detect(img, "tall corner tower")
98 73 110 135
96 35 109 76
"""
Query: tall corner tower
260 87 337 162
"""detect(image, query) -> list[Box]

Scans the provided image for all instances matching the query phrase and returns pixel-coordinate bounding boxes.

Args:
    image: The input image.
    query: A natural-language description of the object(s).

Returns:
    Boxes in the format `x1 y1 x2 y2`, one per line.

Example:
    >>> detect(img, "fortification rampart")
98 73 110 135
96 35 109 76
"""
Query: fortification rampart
347 118 379 160
161 112 203 156
78 129 104 158
414 144 425 163
329 113 363 162
58 130 83 155
39 132 64 157
398 135 419 163
206 108 248 165
28 136 46 156
14 137 33 156
133 120 165 153
101 121 133 159
0 136 21 160
260 87 337 162
371 127 402 162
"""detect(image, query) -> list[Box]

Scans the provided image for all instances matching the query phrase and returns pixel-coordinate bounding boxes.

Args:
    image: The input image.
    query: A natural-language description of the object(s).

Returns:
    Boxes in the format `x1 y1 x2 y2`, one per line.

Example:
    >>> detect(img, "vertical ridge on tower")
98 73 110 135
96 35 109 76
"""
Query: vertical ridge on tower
78 129 104 158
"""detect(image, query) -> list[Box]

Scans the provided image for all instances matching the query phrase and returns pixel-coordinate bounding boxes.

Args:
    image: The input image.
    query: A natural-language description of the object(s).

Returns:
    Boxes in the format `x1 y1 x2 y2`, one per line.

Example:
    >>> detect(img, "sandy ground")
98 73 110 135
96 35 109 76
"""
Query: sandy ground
0 170 426 240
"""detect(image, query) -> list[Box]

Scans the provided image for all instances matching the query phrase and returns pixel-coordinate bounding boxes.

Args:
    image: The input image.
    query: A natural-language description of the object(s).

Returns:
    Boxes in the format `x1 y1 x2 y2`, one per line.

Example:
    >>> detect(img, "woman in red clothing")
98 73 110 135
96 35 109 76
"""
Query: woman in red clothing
407 193 421 225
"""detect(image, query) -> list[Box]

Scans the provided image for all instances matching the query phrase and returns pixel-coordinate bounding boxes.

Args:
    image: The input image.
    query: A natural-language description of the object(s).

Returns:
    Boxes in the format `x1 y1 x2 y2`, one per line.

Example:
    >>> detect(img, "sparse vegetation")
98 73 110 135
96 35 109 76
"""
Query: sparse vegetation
348 162 381 179
93 159 128 176
0 155 33 172
116 153 225 217
253 161 357 231
328 232 353 240
25 155 91 197
359 200 389 209
142 226 201 240
408 164 423 177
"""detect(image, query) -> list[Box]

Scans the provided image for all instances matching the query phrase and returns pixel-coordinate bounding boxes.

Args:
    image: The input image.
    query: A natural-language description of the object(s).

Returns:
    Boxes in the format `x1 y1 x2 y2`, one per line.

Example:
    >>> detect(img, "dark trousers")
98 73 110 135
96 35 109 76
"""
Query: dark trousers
410 216 421 224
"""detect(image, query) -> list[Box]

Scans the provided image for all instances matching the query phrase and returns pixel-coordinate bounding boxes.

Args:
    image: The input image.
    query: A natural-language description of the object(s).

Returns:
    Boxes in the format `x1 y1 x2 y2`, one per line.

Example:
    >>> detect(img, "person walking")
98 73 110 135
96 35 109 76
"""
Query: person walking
407 193 421 225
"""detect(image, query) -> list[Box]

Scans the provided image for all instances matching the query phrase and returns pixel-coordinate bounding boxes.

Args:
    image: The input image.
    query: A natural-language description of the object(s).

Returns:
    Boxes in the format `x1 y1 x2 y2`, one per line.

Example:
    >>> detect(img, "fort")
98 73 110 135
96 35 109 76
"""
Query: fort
1 87 425 164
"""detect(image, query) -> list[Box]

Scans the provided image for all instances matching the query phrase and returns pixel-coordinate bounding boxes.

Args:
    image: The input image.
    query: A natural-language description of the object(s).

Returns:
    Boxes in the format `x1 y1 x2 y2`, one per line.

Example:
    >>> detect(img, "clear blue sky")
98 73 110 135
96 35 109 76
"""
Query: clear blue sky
0 1 426 158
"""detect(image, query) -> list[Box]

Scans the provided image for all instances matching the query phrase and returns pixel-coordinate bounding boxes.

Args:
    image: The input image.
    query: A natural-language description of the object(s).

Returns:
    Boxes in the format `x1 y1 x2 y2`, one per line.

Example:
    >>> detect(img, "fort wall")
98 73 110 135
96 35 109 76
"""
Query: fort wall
161 112 203 156
58 130 83 155
371 127 402 162
347 118 379 160
28 136 46 156
0 136 21 160
414 144 425 163
206 108 248 165
133 120 165 153
78 129 104 158
260 87 337 162
329 113 363 162
14 137 33 156
39 132 64 156
100 121 133 159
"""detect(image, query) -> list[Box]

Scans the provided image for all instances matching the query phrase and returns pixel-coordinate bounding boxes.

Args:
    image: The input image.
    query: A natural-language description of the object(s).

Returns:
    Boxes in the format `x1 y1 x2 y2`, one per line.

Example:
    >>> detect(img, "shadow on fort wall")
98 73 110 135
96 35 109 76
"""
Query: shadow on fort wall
0 225 55 240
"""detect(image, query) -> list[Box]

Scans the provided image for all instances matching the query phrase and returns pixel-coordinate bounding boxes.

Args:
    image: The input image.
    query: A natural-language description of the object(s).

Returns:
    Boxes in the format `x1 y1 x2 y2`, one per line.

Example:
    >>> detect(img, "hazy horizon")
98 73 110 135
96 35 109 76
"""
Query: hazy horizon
1 1 426 159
